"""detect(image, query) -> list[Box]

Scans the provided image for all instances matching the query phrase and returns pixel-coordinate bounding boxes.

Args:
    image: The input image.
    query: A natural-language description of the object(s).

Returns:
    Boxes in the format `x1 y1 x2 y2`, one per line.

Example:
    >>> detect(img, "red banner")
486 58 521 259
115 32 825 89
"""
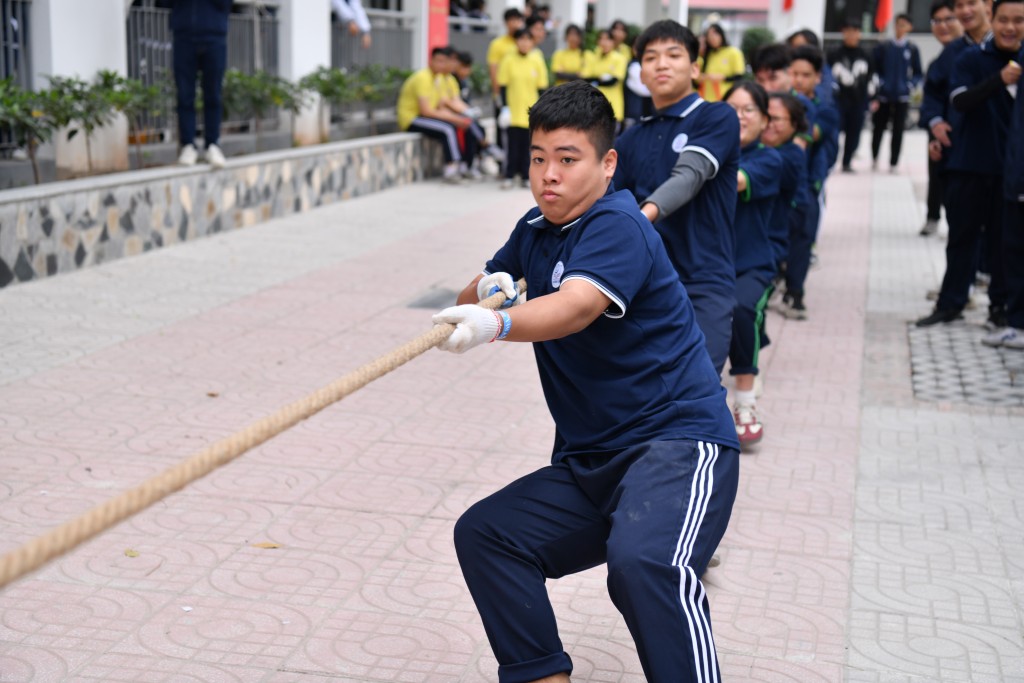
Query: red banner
428 0 449 55
783 0 793 11
875 0 893 31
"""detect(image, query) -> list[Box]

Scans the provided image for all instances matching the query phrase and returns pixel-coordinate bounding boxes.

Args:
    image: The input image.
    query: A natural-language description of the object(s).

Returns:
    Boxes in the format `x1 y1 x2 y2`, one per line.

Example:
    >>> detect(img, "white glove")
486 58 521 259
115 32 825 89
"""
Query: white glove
498 106 511 129
433 304 501 353
464 105 483 119
476 272 520 308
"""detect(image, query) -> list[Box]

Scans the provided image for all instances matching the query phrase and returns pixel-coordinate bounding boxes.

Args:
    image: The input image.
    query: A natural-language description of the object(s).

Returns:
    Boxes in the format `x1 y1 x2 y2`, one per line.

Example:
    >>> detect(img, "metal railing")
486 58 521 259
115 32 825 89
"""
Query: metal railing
125 1 281 143
332 8 416 71
0 0 32 157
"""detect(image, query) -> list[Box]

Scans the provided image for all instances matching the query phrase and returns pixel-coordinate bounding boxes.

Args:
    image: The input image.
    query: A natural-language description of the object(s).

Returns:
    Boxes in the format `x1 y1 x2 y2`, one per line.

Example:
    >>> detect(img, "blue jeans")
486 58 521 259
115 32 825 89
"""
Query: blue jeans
173 36 227 148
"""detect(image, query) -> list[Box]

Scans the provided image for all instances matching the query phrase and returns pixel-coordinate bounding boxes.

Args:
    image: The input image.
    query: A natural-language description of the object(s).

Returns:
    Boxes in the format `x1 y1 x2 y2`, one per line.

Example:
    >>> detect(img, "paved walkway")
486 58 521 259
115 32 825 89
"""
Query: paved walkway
1 131 1022 683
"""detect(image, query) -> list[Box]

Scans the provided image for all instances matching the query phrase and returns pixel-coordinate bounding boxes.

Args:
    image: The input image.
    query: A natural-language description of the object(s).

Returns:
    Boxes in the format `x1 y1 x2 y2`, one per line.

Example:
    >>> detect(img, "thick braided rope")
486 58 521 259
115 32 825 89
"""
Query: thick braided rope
0 282 524 589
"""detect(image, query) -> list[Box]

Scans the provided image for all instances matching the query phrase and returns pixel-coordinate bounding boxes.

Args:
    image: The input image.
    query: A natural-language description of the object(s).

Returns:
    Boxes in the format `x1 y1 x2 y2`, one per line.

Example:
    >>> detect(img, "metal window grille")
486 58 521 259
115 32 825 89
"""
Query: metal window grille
0 0 32 157
331 8 415 71
125 1 281 143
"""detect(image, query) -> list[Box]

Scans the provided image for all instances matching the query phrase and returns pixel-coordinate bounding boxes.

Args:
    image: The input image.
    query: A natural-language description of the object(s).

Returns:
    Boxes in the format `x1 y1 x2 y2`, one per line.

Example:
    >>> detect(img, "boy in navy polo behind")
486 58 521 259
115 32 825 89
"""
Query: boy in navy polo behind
613 20 740 375
432 80 740 683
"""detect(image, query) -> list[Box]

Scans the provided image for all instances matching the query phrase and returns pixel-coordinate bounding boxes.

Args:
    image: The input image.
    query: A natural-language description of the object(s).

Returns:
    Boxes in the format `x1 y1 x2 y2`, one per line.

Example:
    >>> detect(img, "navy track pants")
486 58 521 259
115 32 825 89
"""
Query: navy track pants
454 440 739 683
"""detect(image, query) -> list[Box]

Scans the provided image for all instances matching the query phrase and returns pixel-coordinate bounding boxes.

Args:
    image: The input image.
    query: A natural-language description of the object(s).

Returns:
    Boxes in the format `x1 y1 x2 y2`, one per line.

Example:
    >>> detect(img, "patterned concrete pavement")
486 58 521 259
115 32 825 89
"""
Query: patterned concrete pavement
1 130 1022 682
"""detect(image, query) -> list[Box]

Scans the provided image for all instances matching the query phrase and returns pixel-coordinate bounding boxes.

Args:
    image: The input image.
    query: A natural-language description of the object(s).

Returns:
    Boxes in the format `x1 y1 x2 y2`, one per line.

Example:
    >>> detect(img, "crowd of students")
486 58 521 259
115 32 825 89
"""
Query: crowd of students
400 0 1023 445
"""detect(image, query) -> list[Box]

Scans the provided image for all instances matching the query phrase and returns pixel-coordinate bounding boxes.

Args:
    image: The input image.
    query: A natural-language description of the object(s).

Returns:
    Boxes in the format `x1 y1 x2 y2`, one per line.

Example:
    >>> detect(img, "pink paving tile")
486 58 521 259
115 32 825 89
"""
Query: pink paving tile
69 654 273 683
307 470 448 517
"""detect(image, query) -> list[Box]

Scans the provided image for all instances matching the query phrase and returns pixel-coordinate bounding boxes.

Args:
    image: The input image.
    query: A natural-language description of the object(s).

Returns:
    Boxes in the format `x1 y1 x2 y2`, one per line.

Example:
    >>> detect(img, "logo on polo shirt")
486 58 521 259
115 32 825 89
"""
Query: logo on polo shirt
551 261 564 288
671 133 688 152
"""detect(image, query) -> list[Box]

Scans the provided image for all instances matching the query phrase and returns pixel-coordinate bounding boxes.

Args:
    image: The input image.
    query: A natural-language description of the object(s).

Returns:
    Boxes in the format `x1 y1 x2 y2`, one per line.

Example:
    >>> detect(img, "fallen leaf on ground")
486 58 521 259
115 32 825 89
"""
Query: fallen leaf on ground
251 541 280 549
124 549 139 557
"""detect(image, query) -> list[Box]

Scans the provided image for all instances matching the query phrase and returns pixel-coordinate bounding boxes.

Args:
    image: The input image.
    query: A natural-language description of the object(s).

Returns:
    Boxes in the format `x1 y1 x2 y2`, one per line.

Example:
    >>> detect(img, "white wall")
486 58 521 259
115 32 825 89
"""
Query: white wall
277 0 332 145
767 0 825 41
31 0 130 177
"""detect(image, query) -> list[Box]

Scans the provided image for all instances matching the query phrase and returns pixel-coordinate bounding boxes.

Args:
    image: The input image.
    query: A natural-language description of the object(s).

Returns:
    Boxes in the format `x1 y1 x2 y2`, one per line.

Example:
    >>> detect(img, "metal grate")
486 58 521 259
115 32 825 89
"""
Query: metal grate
0 0 32 157
908 322 1024 406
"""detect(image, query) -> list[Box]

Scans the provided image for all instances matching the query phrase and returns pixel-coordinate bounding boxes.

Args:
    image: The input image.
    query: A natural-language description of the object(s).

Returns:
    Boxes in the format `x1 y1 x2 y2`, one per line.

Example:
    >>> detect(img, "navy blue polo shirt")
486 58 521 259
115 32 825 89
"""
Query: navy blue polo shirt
1005 46 1024 202
735 142 782 278
809 97 840 185
767 140 807 266
947 39 1016 175
483 185 739 461
613 92 739 296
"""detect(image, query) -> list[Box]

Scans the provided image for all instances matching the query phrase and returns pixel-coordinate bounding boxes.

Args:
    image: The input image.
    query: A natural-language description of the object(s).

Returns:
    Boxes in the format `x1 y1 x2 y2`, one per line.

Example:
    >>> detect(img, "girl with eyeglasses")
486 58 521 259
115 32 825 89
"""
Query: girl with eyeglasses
722 81 783 448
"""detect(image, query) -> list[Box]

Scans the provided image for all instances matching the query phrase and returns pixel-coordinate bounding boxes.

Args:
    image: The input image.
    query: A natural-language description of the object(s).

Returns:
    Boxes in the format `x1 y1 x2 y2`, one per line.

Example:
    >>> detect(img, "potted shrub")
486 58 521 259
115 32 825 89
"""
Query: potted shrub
95 70 165 169
0 78 55 184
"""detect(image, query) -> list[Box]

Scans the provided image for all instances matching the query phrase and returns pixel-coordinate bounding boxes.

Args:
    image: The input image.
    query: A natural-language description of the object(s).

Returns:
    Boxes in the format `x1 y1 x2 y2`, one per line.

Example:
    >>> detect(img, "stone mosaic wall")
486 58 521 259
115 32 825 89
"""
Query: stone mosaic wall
0 133 441 288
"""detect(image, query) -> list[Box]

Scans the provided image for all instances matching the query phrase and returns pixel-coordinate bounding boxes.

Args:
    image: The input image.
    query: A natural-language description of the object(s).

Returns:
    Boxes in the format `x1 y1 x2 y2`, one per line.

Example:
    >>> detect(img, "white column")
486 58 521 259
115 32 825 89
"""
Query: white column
767 0 825 41
547 0 587 37
663 0 690 26
595 0 646 31
30 0 129 177
277 0 332 145
408 0 429 71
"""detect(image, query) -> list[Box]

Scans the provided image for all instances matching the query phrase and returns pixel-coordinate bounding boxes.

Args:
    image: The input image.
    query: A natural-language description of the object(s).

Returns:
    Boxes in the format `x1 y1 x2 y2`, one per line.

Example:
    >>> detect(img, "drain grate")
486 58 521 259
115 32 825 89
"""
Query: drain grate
908 322 1024 406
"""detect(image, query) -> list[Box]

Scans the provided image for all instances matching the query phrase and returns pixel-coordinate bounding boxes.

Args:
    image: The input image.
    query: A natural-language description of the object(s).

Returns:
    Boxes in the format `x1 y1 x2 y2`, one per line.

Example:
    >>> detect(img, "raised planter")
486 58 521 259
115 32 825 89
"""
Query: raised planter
0 132 442 288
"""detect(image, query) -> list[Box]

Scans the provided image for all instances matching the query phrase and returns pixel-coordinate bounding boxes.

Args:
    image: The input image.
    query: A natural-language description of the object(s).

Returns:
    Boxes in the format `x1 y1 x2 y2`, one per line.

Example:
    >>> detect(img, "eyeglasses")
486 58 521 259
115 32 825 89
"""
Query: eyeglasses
930 16 958 25
731 105 761 116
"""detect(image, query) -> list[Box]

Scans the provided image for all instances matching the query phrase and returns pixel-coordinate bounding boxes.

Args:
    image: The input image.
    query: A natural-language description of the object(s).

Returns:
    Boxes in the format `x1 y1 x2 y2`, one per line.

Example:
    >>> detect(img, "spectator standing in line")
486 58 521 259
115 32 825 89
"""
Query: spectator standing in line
698 23 746 103
551 24 589 85
723 81 782 447
331 0 372 50
918 0 964 236
917 0 1021 329
610 19 633 63
988 30 1024 348
498 28 548 188
467 0 489 32
171 0 230 169
828 17 874 173
487 8 526 152
871 13 923 172
614 20 740 374
585 29 628 128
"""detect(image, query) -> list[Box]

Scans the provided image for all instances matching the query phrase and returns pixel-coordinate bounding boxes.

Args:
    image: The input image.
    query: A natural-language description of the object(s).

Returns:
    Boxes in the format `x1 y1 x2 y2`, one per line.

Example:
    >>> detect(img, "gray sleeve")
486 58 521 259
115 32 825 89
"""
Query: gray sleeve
642 151 718 220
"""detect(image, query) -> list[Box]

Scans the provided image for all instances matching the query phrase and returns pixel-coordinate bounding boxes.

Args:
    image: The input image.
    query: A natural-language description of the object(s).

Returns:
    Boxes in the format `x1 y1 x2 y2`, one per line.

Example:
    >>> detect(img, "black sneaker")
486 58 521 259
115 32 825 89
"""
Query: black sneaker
915 308 963 327
986 306 1008 331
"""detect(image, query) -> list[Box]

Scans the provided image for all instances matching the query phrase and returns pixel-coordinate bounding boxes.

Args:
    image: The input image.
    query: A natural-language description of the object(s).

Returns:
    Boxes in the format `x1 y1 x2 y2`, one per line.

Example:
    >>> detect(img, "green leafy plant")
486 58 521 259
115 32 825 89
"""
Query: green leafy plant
0 78 55 184
222 69 306 142
95 70 165 169
741 27 776 67
41 75 117 174
352 65 411 133
299 66 353 141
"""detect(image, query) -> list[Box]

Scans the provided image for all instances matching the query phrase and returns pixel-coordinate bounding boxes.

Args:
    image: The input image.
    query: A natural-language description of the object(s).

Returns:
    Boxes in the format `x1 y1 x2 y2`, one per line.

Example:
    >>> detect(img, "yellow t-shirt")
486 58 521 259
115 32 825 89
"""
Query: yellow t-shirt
585 49 628 121
498 51 549 128
551 48 587 85
700 45 745 102
616 43 633 64
397 68 450 131
487 34 517 67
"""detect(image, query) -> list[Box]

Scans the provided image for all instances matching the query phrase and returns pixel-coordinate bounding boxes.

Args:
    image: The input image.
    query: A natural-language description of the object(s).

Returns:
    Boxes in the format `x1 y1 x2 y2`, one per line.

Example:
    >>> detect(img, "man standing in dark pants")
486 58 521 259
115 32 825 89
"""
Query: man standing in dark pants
918 0 963 236
871 13 923 172
829 17 874 173
917 0 1022 329
171 0 230 169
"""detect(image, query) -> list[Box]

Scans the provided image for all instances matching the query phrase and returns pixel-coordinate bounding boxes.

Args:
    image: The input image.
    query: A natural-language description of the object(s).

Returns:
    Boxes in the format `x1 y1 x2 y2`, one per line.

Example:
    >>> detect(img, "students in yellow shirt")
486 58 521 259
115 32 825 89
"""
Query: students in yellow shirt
397 47 472 183
551 24 589 85
611 19 634 64
488 7 526 150
585 29 628 124
698 23 746 103
498 28 549 187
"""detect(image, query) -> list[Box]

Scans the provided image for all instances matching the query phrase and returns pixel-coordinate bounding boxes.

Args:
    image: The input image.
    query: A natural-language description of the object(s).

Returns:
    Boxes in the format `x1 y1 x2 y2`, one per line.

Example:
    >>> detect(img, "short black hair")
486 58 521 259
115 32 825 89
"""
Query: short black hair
526 15 546 30
841 16 862 29
791 45 823 72
788 28 821 46
753 43 792 73
431 46 455 59
513 27 532 41
994 0 1024 16
768 91 809 135
930 0 955 17
456 50 473 66
564 23 583 40
724 80 770 117
528 81 616 158
896 12 913 23
634 20 700 62
503 8 523 21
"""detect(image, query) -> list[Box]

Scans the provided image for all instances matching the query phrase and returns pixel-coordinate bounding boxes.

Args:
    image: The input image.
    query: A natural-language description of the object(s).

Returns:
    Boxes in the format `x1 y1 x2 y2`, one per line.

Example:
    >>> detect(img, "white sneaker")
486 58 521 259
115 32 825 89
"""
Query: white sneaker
500 178 514 190
177 144 198 166
204 143 226 169
479 155 500 177
982 327 1024 349
484 145 506 163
